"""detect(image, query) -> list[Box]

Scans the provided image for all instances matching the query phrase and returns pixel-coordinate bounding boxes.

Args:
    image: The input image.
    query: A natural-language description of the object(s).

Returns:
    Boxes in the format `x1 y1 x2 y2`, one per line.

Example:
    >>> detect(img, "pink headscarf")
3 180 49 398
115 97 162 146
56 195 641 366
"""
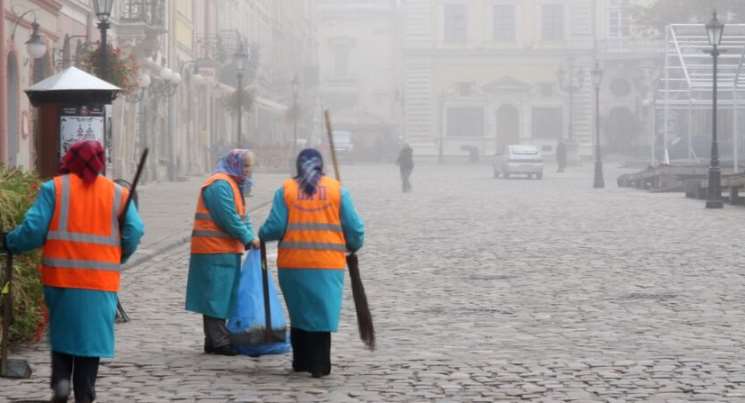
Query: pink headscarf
59 140 105 184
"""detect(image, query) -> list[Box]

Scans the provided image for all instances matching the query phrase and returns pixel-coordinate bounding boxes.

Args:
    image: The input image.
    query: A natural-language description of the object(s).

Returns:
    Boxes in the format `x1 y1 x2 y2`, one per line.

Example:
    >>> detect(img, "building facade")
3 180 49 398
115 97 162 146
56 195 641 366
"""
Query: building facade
402 0 659 161
2 0 62 169
317 0 403 161
215 0 319 169
596 0 659 158
0 0 319 179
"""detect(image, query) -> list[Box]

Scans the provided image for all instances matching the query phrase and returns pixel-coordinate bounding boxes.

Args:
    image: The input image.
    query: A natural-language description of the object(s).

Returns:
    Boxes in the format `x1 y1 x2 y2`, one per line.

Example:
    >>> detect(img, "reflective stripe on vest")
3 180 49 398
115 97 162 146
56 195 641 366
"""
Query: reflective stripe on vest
194 212 247 221
190 173 246 254
277 177 347 270
41 175 125 292
278 241 347 251
286 223 342 232
191 230 235 239
42 258 121 271
46 175 122 246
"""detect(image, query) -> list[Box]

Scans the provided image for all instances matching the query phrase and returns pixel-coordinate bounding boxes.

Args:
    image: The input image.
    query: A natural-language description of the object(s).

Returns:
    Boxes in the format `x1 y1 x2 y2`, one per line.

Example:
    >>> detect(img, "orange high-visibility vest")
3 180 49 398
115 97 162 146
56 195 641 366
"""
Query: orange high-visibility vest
278 176 346 270
191 173 246 254
41 174 128 292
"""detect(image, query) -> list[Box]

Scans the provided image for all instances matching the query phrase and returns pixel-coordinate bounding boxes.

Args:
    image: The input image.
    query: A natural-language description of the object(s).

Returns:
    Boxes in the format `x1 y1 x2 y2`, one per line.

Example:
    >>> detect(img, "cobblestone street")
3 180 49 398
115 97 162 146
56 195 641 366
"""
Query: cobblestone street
4 162 745 402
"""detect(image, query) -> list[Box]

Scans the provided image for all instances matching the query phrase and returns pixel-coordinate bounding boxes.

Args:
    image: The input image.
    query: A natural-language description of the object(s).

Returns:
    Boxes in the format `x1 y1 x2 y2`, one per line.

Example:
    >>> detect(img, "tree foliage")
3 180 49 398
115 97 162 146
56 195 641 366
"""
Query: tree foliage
0 166 45 347
633 0 745 37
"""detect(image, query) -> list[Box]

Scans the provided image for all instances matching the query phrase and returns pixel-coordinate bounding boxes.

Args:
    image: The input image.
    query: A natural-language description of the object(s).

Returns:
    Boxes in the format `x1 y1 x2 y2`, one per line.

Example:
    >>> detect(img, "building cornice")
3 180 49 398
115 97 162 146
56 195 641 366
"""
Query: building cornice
31 0 63 15
60 0 92 25
404 47 596 59
402 47 663 62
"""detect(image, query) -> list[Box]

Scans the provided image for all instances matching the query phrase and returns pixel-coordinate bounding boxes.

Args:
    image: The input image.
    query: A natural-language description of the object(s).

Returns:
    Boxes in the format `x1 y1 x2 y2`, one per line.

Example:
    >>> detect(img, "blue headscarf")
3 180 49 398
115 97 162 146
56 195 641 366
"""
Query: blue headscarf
214 149 253 192
295 148 324 196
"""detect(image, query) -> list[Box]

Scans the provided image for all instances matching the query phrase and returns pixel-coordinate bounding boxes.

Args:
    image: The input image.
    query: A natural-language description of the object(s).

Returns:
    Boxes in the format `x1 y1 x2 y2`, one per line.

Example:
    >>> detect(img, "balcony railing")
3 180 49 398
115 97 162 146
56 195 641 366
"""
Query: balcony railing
119 0 165 28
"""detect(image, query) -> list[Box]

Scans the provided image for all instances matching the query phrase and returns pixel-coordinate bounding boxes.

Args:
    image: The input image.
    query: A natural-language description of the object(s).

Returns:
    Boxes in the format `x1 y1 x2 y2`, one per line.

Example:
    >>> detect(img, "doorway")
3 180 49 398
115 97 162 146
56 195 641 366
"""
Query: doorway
495 104 519 154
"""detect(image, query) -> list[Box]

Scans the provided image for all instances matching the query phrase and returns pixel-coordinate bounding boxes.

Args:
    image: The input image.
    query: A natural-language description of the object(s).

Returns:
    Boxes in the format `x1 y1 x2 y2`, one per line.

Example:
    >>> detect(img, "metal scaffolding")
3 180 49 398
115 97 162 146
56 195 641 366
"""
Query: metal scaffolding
657 23 745 171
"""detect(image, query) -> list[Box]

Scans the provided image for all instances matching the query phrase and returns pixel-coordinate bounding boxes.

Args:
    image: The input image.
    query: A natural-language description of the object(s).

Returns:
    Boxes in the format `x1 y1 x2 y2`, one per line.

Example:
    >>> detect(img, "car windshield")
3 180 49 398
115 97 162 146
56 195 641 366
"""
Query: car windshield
510 146 538 155
333 131 351 143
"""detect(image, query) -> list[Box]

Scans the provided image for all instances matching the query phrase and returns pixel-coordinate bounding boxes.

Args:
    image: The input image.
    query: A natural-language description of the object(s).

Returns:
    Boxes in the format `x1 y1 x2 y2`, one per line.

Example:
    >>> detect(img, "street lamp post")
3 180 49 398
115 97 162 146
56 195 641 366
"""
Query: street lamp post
9 10 47 60
93 0 114 82
25 20 47 60
591 61 604 189
557 59 584 170
60 34 87 68
291 75 299 157
234 41 249 146
705 11 725 209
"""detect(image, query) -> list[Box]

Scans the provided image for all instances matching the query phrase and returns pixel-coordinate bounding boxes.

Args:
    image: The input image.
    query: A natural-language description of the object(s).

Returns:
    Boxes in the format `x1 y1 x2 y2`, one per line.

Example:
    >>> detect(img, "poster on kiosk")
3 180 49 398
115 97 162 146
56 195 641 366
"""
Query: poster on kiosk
59 105 106 156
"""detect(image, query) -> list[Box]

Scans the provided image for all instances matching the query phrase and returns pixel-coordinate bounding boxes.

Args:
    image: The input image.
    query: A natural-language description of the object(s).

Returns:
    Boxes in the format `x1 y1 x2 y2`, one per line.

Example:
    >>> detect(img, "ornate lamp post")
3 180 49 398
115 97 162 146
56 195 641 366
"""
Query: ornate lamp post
705 11 725 209
234 41 249 146
125 71 150 103
93 0 114 81
25 20 47 60
10 10 47 60
591 61 604 189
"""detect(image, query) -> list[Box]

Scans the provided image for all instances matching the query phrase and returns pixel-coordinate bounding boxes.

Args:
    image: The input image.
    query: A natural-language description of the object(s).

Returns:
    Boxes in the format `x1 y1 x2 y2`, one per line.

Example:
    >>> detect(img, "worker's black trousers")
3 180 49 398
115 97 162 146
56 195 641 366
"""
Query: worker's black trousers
291 327 331 376
51 351 100 403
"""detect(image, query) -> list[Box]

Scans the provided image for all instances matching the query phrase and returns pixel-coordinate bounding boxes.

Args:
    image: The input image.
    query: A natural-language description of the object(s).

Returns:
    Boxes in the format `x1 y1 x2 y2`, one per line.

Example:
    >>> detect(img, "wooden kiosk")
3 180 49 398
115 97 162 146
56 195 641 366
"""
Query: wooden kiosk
25 67 119 179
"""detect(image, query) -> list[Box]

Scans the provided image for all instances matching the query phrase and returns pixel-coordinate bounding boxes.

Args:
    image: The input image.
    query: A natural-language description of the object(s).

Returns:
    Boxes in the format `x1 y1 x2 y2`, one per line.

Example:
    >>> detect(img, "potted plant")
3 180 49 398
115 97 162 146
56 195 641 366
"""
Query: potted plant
78 44 141 95
220 87 255 113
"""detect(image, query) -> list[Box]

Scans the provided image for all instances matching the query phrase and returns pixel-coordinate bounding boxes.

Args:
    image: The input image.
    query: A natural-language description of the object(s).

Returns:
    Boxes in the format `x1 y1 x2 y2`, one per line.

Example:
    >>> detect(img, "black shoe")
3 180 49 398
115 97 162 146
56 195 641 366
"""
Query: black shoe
310 366 330 378
204 344 239 356
293 363 308 372
51 379 70 402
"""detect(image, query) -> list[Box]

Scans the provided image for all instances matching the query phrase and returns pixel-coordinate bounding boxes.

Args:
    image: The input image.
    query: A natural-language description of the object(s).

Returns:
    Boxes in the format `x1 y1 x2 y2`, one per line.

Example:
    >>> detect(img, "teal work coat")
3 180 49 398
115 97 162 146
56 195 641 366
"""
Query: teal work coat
5 178 144 358
259 182 364 332
185 180 256 319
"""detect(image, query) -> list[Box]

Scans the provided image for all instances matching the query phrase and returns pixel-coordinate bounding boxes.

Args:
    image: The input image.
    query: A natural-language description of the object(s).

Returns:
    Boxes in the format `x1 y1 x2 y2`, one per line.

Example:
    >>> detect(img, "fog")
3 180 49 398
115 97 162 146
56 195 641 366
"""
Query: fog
301 0 745 168
7 2 745 400
16 0 745 179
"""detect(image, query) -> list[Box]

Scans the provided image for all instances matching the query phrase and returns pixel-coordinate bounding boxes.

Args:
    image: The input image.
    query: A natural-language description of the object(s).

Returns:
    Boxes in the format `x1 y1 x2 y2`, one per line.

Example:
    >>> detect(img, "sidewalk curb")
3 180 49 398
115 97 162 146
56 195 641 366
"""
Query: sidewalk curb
122 198 274 271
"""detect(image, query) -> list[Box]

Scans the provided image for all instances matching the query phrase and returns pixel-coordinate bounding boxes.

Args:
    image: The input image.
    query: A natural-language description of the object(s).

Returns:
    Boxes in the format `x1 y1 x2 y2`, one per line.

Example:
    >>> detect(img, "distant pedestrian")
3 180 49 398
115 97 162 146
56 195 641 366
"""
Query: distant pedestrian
185 149 259 356
1 140 144 403
556 139 567 173
259 148 365 378
396 143 414 192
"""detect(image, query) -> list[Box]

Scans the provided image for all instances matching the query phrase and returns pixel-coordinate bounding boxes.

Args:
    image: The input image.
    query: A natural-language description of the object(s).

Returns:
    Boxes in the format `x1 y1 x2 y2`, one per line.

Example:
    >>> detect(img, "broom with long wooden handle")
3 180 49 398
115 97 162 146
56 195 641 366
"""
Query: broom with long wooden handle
115 148 149 323
324 110 375 351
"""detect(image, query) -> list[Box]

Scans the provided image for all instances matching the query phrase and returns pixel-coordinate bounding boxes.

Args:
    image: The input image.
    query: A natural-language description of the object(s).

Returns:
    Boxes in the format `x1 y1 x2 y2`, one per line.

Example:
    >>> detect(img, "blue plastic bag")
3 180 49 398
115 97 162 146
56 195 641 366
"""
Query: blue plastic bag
227 249 290 356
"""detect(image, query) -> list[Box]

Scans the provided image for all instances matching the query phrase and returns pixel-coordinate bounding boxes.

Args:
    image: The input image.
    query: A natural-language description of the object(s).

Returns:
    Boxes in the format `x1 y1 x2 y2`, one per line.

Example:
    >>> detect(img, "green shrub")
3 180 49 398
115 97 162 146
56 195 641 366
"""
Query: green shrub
0 166 44 346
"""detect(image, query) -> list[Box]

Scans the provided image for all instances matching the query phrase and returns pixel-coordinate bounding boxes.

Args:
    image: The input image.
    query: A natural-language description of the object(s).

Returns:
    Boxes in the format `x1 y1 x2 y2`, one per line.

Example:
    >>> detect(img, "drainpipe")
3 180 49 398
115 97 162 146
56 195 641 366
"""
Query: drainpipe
0 0 6 164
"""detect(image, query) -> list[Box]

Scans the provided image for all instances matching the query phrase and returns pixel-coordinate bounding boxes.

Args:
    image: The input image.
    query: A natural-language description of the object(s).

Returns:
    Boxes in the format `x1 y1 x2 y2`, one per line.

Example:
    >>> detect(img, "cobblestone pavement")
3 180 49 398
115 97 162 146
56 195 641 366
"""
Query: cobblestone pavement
4 161 745 402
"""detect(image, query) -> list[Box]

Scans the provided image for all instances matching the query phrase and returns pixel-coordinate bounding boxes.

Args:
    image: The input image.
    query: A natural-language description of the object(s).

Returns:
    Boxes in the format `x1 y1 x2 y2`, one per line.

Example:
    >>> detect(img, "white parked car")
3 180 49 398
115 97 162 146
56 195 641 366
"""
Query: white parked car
493 144 544 179
331 130 354 156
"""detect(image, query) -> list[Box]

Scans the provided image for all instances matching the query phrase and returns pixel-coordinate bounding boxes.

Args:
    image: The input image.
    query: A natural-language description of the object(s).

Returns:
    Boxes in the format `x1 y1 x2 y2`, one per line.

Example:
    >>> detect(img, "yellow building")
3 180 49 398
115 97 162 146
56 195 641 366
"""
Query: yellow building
403 0 658 161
